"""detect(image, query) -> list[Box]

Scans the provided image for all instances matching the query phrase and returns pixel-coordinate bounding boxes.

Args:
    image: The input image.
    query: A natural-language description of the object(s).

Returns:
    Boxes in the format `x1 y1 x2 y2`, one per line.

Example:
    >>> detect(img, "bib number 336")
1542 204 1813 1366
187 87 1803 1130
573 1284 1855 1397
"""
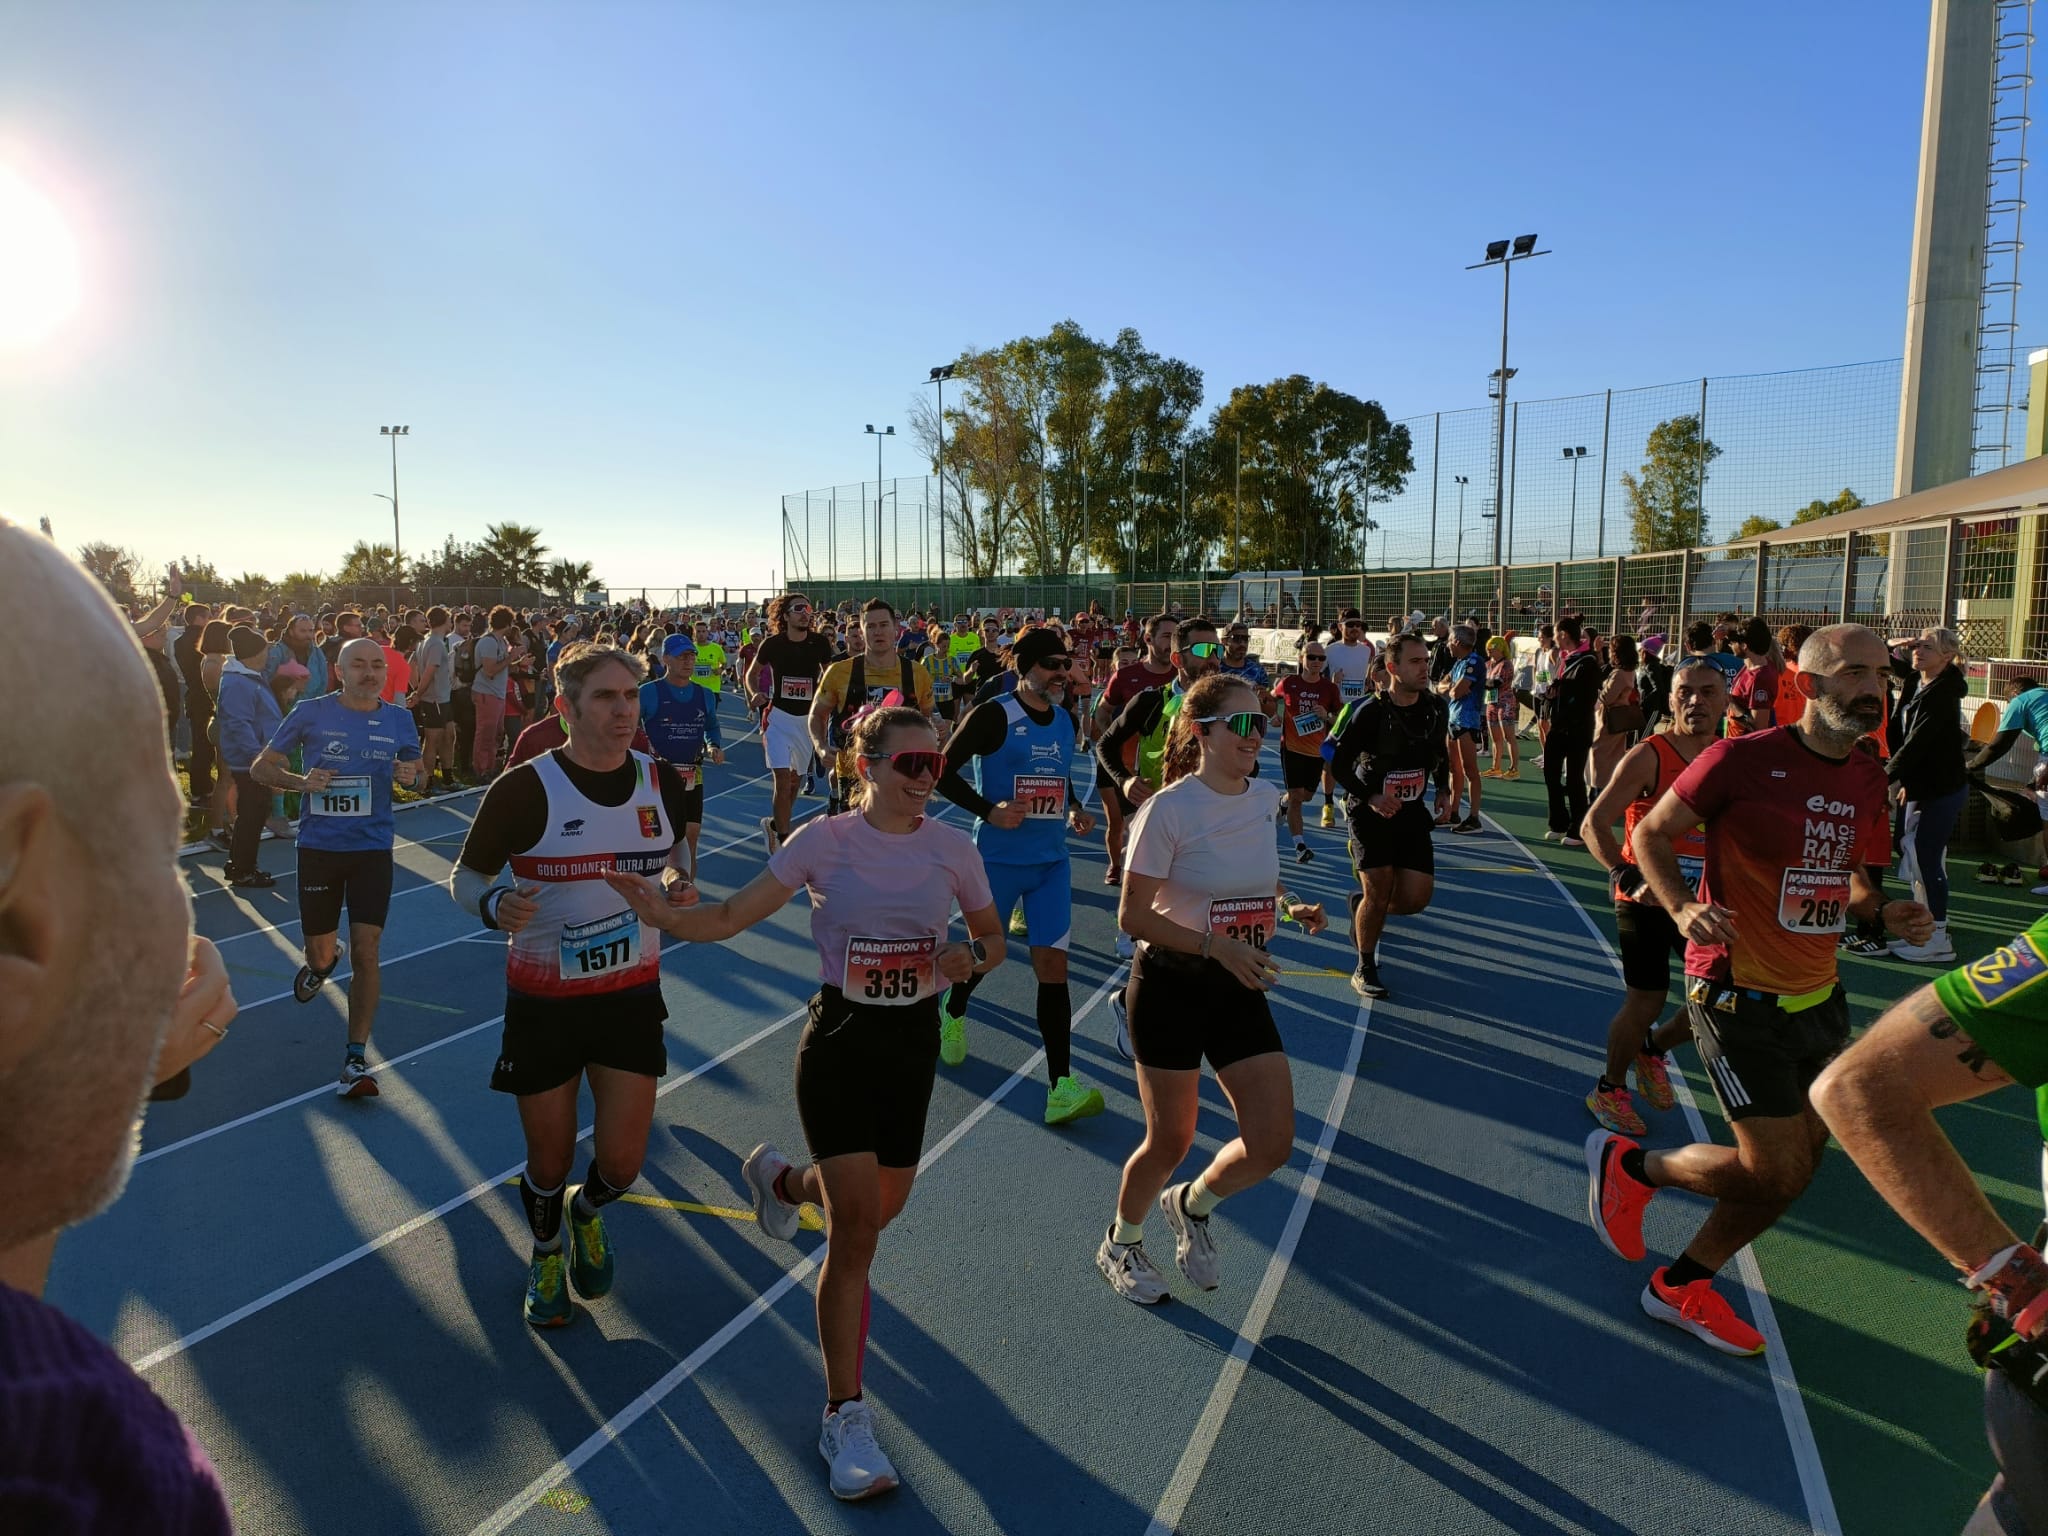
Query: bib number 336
845 935 937 1004
1209 896 1276 951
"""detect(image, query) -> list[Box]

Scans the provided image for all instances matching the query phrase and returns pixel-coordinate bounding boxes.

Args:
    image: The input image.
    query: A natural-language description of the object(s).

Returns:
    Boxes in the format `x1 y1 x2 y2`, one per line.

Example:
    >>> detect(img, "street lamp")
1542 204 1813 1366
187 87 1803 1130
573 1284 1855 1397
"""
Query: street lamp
1562 445 1589 559
865 423 895 586
1466 235 1549 584
928 366 956 612
379 424 409 567
1453 474 1471 568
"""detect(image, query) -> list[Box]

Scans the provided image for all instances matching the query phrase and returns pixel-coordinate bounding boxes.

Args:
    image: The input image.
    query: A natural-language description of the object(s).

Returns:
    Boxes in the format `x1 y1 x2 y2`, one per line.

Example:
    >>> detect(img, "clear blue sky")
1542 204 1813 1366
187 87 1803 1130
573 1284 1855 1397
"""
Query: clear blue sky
0 0 1993 592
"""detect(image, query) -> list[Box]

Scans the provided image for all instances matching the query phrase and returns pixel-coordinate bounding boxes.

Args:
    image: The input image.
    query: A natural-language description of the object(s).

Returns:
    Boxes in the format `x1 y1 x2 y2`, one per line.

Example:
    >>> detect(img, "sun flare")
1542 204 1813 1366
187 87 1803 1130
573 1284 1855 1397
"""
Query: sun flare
0 165 82 351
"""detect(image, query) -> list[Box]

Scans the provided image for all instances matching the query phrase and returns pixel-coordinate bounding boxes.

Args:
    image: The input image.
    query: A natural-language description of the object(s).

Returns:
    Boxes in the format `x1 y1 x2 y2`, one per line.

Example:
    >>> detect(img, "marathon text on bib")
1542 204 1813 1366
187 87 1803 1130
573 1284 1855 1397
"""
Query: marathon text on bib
779 675 814 702
1383 768 1426 803
844 935 937 1005
309 775 373 818
559 909 640 979
1013 774 1067 820
1778 867 1851 935
1209 895 1277 951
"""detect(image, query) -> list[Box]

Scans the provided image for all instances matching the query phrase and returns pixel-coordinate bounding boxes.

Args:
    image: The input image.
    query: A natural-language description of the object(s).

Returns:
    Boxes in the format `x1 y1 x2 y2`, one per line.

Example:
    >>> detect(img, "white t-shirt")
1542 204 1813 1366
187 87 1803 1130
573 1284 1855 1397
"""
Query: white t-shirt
1323 639 1375 688
1125 773 1282 935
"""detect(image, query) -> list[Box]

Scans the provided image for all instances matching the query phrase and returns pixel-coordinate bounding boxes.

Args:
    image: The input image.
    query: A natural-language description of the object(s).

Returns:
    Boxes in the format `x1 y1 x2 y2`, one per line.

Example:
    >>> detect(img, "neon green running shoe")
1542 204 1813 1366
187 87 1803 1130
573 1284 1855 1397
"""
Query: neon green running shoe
567 1200 615 1300
939 993 968 1067
1045 1074 1105 1126
1008 906 1029 937
523 1249 573 1329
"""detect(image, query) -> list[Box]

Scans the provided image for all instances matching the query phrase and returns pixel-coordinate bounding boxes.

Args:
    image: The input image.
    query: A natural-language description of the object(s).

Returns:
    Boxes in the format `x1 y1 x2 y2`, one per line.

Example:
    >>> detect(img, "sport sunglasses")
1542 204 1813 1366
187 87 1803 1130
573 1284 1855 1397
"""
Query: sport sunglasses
877 749 946 779
1183 641 1225 659
1192 711 1271 739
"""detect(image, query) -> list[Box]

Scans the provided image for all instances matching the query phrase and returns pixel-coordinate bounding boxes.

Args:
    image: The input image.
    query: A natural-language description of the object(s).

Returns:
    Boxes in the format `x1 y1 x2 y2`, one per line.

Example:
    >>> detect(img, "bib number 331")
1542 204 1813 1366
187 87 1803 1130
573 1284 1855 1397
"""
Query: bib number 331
1778 868 1850 935
845 935 937 1004
1209 896 1276 951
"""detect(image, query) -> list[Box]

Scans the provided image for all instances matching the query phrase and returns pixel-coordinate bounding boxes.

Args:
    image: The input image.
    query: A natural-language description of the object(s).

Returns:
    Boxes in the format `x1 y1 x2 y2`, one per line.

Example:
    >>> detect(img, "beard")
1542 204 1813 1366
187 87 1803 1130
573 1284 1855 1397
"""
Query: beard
1809 689 1884 741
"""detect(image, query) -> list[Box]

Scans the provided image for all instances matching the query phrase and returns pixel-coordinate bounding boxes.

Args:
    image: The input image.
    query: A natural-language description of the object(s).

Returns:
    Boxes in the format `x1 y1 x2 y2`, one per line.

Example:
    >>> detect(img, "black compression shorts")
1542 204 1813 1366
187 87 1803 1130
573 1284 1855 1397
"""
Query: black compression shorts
1614 899 1686 994
1126 946 1283 1072
415 701 450 729
490 984 669 1096
1282 749 1325 793
1684 980 1849 1123
794 986 941 1167
1348 803 1435 876
297 846 395 935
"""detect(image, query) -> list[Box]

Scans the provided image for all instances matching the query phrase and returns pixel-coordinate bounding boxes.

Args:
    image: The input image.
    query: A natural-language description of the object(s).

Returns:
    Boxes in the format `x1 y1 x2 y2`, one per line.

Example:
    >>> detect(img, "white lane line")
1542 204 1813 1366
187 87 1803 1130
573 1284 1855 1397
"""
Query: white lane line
212 770 779 946
180 784 486 864
465 964 1128 1536
1142 994 1369 1536
1486 813 1843 1536
130 1001 813 1375
230 932 478 1013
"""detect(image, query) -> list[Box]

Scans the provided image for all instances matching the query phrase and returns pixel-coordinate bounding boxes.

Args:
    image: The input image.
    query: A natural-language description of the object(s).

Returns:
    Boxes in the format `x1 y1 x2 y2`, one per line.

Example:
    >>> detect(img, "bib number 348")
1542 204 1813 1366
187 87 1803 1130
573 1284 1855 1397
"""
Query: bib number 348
1209 896 1277 951
845 935 937 1004
1778 868 1851 935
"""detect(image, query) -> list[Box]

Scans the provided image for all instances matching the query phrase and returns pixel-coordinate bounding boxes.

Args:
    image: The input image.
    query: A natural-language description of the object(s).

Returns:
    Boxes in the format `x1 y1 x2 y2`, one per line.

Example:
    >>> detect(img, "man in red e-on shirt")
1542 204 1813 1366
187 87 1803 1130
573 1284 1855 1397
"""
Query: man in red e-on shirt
1089 612 1176 885
1585 624 1933 1356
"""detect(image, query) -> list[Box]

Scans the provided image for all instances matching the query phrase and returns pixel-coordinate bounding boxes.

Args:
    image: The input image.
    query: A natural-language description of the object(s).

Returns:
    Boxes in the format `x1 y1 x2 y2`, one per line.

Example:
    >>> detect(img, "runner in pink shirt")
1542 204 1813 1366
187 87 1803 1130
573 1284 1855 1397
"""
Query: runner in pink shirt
604 704 1002 1504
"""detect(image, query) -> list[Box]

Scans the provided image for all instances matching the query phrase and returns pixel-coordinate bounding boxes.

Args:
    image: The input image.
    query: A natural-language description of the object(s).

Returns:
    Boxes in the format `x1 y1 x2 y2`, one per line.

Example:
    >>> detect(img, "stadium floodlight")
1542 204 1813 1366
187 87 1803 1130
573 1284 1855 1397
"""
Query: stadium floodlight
1464 234 1553 595
928 364 957 382
378 425 410 567
1484 239 1510 262
1511 233 1538 257
864 424 895 584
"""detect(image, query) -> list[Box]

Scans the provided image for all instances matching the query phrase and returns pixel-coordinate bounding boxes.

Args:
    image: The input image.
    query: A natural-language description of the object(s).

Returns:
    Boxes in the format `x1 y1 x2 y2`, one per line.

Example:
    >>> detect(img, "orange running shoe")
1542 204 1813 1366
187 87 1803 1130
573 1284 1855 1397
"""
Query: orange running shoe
1585 1083 1646 1137
1586 1131 1654 1262
1642 1268 1765 1356
1633 1053 1676 1112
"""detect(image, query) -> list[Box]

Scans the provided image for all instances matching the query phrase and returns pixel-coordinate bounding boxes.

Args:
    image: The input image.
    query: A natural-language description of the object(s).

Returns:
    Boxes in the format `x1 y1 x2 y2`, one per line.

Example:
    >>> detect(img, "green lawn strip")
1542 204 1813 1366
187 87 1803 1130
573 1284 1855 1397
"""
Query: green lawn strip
1477 764 2037 1534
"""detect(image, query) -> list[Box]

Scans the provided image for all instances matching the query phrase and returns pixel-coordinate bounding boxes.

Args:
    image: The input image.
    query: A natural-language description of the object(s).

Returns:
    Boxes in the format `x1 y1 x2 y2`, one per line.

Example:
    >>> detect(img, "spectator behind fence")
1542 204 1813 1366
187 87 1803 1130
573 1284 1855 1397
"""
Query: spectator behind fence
0 519 240 1534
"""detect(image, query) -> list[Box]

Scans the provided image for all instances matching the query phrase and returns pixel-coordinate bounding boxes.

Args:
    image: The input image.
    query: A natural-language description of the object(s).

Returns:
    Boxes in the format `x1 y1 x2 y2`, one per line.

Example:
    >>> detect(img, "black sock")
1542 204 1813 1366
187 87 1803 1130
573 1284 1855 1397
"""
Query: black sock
519 1172 565 1251
1639 1029 1665 1059
309 956 339 980
827 1394 861 1415
1618 1146 1651 1186
946 970 986 1015
1598 1076 1623 1094
1038 981 1072 1083
1664 1252 1715 1288
573 1164 631 1220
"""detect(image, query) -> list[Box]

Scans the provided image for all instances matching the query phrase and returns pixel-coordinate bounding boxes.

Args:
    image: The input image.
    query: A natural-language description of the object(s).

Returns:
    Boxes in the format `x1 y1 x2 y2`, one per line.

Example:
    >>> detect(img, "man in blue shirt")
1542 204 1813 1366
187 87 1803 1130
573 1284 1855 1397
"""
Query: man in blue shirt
252 637 423 1097
1440 624 1488 835
639 634 725 880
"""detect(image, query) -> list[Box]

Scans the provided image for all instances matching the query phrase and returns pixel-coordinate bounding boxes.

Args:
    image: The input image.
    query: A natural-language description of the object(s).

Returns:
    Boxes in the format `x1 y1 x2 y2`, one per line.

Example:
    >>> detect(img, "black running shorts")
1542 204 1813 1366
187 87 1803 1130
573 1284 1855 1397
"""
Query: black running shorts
1282 749 1325 794
675 780 705 827
415 701 451 729
794 986 941 1167
297 846 395 935
1614 898 1686 995
1126 946 1283 1073
1683 980 1850 1123
1348 803 1435 876
490 983 669 1096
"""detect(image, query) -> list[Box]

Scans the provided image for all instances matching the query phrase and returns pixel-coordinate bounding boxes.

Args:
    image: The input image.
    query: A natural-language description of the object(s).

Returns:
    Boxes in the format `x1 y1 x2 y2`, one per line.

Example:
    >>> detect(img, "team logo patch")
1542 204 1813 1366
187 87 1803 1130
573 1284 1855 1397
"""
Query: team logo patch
1959 933 2048 1007
638 806 661 838
561 818 586 837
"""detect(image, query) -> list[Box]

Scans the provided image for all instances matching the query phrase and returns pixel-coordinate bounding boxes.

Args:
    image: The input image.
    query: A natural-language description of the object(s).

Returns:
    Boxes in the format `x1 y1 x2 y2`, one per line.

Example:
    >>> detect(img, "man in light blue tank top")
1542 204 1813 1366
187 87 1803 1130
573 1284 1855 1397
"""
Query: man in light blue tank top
936 628 1105 1126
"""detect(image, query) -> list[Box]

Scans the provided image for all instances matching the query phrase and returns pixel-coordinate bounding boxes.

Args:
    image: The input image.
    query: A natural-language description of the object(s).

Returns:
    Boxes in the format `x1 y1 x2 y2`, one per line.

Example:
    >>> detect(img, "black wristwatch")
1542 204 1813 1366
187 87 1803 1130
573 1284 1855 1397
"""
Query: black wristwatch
967 938 989 968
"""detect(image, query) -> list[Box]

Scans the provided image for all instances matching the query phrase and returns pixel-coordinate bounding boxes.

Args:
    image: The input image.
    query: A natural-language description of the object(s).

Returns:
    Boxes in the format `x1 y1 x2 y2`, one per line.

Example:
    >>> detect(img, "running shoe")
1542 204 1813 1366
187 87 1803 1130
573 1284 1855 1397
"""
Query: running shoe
294 965 327 1004
336 1056 379 1099
1096 1229 1171 1305
1159 1184 1220 1291
1008 907 1029 938
802 773 817 798
1586 1131 1653 1263
1103 866 1122 886
1503 767 1521 780
1888 931 1959 964
1839 934 1888 956
1558 835 1586 849
229 868 277 889
1319 803 1336 828
1975 861 2002 884
819 1399 899 1501
939 991 968 1067
1632 1053 1676 1112
1115 931 1135 960
1294 841 1315 864
1351 958 1389 998
207 829 232 853
1453 814 1483 835
2033 883 2048 897
523 1249 573 1329
1641 1267 1764 1357
1045 1075 1105 1125
1481 767 1502 779
1585 1083 1646 1137
1110 987 1133 1062
759 816 782 856
2003 863 2026 886
566 1199 615 1300
741 1142 802 1242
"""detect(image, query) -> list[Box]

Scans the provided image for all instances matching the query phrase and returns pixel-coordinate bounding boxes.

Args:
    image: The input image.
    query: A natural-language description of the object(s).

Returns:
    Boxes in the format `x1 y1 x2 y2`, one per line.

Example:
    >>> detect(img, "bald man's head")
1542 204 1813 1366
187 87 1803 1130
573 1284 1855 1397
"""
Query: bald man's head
0 521 192 1250
334 636 390 700
1793 623 1890 744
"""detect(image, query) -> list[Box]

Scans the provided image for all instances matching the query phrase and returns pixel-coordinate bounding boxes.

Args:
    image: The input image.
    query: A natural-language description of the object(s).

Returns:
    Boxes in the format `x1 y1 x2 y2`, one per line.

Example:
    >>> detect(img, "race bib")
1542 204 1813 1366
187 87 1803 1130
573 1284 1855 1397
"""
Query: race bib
844 935 937 1005
1209 896 1277 951
1340 679 1366 700
559 909 640 979
1383 768 1425 803
1676 855 1705 892
675 763 698 791
1013 774 1067 819
1291 711 1323 737
933 678 953 701
308 775 372 818
779 675 814 702
693 664 717 684
1778 868 1850 934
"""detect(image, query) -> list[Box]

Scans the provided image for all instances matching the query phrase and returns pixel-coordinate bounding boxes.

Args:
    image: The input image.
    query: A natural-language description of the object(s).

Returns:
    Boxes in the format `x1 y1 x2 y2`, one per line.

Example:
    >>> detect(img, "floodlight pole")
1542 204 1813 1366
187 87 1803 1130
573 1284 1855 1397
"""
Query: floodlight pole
1467 239 1549 620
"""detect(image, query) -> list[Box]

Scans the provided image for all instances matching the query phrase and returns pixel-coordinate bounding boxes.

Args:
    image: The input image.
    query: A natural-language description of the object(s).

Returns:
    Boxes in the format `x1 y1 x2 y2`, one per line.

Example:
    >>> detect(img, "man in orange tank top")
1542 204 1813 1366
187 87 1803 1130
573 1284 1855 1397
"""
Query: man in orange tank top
1580 658 1728 1135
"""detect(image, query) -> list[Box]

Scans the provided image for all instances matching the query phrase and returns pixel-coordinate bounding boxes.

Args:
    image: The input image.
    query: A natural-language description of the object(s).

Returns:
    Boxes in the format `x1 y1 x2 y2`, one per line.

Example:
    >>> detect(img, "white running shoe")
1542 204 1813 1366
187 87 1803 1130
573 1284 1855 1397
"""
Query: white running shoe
1096 1229 1170 1305
336 1057 379 1099
818 1400 898 1501
1159 1184 1220 1290
1111 986 1133 1062
759 816 782 856
1887 926 1958 964
742 1142 802 1242
1115 931 1135 960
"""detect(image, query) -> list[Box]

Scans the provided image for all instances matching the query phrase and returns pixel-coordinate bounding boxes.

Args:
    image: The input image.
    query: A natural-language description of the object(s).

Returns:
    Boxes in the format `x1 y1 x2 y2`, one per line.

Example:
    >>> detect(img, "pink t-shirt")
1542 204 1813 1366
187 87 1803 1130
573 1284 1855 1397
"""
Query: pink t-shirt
768 810 994 992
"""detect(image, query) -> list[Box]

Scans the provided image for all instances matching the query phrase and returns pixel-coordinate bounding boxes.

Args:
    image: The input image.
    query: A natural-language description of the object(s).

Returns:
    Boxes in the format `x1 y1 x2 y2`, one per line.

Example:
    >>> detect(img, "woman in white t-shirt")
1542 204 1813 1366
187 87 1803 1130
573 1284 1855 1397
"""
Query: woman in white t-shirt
1096 674 1327 1306
604 705 1002 1503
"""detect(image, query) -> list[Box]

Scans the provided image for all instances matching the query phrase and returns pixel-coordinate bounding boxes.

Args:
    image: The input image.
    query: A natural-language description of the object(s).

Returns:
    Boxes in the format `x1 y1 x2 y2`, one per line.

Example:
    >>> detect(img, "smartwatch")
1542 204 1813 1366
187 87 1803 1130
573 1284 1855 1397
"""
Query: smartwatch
967 938 989 968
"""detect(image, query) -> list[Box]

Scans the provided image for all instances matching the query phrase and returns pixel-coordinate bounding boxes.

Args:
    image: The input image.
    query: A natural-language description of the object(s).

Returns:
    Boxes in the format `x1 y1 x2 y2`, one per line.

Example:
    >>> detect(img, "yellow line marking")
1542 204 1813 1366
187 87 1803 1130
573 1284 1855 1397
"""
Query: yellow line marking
1275 967 1352 976
500 1177 826 1231
383 995 465 1015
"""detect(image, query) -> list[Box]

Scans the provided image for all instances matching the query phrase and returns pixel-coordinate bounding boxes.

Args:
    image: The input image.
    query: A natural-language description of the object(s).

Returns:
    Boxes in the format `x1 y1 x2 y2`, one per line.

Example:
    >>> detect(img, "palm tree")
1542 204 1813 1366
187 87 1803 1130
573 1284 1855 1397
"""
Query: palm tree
76 542 142 605
278 571 326 613
542 558 595 601
481 523 548 588
337 542 406 585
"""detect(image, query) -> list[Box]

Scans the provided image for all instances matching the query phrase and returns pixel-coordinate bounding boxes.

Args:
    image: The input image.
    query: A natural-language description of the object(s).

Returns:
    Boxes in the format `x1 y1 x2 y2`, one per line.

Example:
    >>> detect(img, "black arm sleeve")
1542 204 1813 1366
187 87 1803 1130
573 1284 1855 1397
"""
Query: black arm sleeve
937 701 1009 818
1094 691 1159 794
1330 703 1377 803
1968 727 2022 773
457 766 548 877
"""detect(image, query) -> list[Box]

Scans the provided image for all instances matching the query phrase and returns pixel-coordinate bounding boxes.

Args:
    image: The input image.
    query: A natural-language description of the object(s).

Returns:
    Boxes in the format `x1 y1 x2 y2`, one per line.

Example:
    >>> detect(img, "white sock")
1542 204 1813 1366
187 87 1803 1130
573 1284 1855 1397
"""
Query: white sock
1184 1174 1223 1219
1112 1215 1145 1246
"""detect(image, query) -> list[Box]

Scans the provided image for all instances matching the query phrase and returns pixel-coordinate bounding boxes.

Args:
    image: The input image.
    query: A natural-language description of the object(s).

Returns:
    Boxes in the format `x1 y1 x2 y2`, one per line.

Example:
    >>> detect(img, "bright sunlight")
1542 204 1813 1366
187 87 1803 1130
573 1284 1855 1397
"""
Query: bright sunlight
0 164 82 350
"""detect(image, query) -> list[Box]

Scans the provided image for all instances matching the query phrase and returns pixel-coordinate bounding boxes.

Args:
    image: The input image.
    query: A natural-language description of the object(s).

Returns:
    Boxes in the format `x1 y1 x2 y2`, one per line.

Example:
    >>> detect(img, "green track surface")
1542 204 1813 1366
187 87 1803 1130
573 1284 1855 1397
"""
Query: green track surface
1476 765 2042 1536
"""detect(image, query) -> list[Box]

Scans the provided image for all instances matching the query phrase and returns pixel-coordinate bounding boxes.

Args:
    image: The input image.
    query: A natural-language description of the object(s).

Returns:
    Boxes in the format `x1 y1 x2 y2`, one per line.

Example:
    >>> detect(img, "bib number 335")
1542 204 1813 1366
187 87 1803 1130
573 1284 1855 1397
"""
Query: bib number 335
845 935 937 1004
